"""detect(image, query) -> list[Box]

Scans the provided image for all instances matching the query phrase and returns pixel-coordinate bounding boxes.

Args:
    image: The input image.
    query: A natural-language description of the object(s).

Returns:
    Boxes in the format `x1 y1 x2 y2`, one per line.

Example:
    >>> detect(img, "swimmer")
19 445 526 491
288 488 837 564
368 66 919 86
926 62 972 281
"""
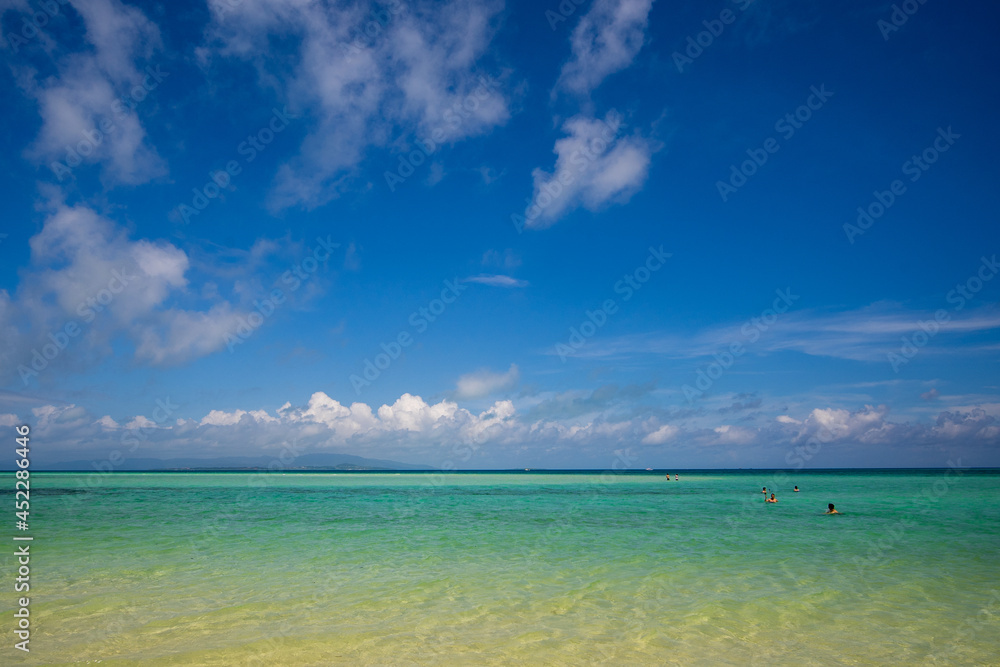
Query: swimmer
766 493 777 503
665 474 671 480
674 474 678 481
825 503 839 514
794 486 799 492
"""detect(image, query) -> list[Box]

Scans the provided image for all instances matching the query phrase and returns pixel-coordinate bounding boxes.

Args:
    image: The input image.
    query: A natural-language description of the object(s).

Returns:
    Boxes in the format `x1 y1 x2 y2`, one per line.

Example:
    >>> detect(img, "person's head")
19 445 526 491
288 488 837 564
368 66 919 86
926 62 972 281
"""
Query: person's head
762 487 766 491
828 503 835 511
794 486 799 490
770 493 775 499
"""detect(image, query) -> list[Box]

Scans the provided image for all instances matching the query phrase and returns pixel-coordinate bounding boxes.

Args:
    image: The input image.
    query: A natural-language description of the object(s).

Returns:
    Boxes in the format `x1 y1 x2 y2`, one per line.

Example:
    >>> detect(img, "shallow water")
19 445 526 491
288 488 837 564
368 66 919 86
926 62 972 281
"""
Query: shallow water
8 469 1000 665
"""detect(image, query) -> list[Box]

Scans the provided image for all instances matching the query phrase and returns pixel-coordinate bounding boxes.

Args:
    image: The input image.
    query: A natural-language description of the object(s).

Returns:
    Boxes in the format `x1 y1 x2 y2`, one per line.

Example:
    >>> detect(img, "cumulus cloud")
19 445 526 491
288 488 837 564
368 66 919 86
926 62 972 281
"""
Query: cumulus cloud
203 0 508 210
201 409 278 426
0 202 248 384
792 405 895 444
556 0 654 96
455 364 520 399
19 0 166 185
5 395 1000 468
524 111 653 228
95 415 120 429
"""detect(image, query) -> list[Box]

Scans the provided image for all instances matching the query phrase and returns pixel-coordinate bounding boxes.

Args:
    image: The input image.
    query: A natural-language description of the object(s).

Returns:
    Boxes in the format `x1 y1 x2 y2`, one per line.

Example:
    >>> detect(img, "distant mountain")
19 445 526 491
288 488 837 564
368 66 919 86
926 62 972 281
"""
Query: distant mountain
23 452 434 471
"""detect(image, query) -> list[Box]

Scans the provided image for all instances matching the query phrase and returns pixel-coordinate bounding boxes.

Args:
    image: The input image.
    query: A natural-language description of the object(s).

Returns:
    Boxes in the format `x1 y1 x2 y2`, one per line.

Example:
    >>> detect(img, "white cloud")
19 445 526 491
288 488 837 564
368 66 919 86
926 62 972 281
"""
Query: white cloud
20 0 166 185
463 274 528 288
9 394 1000 467
525 111 653 228
712 424 755 445
293 392 379 439
377 393 460 431
95 415 120 429
126 415 156 429
793 405 893 444
642 423 678 445
201 410 243 426
557 0 654 96
201 409 279 426
0 202 249 384
455 364 520 399
204 0 508 210
776 415 801 424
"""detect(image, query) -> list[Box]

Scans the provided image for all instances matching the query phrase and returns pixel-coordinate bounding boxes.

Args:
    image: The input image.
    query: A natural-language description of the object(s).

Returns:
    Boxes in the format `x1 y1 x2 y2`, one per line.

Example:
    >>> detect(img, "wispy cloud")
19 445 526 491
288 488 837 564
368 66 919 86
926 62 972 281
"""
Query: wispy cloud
20 0 166 185
524 111 653 228
556 0 654 97
455 364 520 399
559 303 1000 362
203 0 508 210
464 274 528 288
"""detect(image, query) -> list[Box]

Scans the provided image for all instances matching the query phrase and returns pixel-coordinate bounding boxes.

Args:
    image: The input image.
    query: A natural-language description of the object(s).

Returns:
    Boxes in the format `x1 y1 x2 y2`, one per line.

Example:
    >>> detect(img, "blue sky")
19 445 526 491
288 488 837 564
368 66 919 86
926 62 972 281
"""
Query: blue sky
1 0 999 468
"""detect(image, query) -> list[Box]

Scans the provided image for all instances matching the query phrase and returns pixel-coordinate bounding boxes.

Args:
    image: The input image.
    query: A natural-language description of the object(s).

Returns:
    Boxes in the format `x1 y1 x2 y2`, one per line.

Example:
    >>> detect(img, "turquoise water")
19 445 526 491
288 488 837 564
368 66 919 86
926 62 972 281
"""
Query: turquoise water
7 470 1000 665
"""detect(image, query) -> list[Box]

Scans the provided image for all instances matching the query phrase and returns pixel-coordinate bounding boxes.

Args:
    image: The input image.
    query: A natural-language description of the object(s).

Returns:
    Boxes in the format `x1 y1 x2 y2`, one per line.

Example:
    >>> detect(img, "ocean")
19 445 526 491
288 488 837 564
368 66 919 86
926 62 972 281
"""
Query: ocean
8 469 1000 665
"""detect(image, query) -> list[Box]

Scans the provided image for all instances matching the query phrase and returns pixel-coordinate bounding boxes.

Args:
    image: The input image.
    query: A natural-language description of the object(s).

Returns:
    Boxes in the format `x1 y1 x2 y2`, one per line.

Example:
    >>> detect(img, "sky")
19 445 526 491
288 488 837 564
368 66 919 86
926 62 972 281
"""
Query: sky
1 0 999 469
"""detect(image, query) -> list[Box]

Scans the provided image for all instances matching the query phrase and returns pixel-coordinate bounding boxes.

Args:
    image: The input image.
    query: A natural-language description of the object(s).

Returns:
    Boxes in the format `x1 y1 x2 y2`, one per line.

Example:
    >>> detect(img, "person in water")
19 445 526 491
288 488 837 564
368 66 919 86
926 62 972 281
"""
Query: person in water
674 474 678 481
766 493 777 503
794 486 799 492
762 486 767 495
825 503 839 514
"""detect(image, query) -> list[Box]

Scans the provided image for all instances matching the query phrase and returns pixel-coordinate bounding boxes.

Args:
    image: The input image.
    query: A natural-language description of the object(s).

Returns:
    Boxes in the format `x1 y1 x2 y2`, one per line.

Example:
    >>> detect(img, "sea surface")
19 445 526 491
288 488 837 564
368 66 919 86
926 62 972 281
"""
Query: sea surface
7 469 1000 665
